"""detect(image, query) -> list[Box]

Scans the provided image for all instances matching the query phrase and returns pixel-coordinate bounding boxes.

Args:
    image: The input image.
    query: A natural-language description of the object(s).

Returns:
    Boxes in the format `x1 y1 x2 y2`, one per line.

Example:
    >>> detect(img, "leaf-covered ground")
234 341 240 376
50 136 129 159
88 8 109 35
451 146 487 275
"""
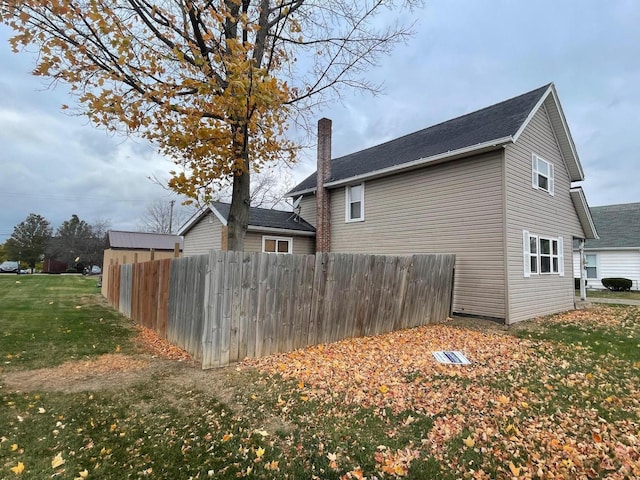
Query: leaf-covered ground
245 305 640 479
1 276 638 479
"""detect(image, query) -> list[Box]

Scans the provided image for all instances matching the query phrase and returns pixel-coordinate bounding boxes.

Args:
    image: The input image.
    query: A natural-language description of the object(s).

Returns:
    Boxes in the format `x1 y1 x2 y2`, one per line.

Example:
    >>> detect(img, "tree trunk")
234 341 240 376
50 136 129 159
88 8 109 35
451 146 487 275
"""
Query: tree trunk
227 137 251 251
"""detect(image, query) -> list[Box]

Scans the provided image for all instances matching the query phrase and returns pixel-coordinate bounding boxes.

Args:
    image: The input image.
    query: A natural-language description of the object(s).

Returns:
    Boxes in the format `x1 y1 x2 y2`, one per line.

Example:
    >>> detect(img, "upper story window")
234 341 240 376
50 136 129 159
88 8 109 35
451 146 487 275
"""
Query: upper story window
523 230 564 277
262 236 292 254
532 154 554 195
346 183 365 222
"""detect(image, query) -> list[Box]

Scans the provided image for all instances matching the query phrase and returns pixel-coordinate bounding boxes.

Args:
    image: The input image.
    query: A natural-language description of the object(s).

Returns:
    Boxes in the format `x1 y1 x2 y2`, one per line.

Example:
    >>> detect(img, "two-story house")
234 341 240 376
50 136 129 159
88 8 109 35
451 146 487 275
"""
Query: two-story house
288 83 597 324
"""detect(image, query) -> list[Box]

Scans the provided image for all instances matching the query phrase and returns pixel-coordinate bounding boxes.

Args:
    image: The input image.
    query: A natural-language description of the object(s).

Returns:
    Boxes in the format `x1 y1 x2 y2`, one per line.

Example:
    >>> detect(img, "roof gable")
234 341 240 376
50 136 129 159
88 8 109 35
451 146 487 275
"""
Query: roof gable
178 202 315 236
584 202 640 249
290 83 585 195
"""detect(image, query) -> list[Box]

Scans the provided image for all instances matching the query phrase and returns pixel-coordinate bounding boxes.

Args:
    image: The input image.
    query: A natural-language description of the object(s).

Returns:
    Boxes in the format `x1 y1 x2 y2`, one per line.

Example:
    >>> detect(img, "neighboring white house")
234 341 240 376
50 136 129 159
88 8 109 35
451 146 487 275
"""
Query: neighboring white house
573 203 640 290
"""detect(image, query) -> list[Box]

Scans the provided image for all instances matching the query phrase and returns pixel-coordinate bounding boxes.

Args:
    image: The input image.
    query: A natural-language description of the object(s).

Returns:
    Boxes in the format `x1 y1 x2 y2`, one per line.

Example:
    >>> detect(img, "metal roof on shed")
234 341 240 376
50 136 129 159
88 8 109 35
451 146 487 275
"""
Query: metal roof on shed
107 230 183 250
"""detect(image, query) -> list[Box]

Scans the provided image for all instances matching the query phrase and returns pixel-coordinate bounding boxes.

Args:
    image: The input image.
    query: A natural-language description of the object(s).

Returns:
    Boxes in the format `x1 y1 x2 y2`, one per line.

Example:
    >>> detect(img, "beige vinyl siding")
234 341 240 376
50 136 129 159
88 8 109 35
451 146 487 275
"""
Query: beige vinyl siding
505 102 585 323
329 151 505 319
183 213 222 256
299 195 317 227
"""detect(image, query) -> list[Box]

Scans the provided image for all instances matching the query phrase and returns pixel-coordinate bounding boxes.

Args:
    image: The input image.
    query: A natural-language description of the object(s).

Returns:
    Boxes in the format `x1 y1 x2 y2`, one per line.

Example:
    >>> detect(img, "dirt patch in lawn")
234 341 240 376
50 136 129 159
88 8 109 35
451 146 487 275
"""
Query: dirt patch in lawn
0 324 253 416
2 354 158 393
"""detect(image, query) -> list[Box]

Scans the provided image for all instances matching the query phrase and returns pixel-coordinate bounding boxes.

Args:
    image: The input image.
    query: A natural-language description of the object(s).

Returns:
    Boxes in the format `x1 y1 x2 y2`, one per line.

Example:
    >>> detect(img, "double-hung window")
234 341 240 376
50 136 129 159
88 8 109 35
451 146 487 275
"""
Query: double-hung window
532 154 554 195
585 254 597 279
523 230 564 277
346 183 364 222
262 236 292 254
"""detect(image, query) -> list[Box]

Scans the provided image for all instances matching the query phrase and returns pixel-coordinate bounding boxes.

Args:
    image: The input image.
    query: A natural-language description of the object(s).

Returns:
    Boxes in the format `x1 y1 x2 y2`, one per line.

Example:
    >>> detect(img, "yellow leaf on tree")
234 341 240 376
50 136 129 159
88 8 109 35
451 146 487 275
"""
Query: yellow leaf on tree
51 452 65 469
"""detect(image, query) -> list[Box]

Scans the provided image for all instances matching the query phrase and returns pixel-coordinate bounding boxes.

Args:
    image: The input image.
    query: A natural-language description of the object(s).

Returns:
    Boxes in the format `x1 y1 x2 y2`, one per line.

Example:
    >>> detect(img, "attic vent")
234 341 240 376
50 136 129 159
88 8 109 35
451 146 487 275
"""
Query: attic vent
432 351 470 365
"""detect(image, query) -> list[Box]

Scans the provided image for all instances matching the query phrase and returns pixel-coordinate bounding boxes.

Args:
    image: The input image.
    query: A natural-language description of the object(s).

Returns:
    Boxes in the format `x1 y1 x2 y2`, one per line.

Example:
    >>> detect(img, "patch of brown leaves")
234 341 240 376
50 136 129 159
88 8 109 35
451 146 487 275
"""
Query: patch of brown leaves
134 324 193 362
245 323 536 416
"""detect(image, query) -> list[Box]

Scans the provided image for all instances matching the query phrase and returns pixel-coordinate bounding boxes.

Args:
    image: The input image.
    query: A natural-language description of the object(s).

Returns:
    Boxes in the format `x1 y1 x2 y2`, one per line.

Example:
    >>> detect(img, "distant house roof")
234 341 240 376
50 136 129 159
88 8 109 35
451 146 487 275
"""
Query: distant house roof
107 230 183 251
581 203 640 250
178 201 316 236
289 83 584 195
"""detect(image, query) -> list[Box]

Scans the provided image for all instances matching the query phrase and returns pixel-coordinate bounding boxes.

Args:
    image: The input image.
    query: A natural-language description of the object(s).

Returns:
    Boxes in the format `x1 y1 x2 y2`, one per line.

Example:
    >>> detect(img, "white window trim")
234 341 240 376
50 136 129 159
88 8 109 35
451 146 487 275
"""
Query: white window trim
532 153 555 196
523 230 564 277
261 235 293 254
585 253 598 279
345 183 365 223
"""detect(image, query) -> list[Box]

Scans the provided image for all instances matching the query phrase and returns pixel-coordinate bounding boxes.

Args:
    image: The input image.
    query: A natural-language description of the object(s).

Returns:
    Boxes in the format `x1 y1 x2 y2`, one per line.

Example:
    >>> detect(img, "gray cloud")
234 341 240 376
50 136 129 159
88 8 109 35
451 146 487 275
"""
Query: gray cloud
1 0 639 242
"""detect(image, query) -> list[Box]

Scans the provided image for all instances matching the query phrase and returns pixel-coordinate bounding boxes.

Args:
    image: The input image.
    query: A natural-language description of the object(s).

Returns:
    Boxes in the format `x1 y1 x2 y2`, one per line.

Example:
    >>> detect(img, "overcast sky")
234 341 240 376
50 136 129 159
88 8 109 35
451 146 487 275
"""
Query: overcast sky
1 0 639 242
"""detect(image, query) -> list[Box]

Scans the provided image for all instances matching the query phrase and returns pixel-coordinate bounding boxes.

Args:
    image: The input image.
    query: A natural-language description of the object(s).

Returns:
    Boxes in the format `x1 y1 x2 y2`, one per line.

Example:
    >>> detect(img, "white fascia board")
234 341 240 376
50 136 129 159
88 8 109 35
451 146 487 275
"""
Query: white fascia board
549 86 583 180
209 204 228 226
323 138 512 188
286 187 317 197
512 84 552 142
177 207 211 235
247 225 316 237
570 187 598 239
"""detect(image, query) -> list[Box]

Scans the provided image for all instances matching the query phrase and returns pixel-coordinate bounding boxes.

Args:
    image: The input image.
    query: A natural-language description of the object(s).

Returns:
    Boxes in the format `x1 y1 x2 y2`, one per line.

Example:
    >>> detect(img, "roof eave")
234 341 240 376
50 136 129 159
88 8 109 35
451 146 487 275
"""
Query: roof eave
287 186 317 197
322 137 513 189
570 187 599 240
247 225 316 236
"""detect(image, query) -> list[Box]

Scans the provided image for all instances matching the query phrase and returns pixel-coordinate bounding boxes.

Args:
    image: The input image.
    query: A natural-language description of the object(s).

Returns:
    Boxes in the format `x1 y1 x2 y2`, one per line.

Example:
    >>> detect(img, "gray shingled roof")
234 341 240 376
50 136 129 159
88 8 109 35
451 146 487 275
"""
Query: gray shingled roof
290 84 551 193
584 203 640 249
107 230 183 250
211 201 315 232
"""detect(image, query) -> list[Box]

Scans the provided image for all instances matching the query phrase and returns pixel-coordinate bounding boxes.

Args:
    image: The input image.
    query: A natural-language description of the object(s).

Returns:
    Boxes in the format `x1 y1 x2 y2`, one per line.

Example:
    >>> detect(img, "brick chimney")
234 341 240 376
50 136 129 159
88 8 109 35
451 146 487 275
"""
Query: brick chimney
316 118 332 252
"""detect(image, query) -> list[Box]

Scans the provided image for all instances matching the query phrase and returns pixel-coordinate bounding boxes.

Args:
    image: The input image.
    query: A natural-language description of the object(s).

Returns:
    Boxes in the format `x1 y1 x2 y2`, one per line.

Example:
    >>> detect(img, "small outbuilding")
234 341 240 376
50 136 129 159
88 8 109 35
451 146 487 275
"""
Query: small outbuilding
101 230 183 296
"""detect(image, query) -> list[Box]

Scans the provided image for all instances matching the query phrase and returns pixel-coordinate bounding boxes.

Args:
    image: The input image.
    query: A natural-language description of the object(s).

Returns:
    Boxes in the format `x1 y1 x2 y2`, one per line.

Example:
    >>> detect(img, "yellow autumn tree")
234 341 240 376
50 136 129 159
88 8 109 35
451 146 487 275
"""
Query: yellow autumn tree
0 0 421 250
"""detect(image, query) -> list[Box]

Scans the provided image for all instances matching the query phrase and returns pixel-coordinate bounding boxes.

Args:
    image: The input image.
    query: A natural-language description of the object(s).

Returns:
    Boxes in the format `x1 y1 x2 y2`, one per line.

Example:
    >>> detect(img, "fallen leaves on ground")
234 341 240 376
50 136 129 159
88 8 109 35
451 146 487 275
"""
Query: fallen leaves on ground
134 324 193 361
245 306 640 479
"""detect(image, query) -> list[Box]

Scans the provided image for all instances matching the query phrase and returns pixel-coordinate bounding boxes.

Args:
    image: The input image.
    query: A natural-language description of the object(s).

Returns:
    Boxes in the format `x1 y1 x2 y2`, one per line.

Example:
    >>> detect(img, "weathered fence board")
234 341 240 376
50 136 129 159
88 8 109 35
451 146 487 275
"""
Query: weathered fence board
106 251 455 369
119 264 132 318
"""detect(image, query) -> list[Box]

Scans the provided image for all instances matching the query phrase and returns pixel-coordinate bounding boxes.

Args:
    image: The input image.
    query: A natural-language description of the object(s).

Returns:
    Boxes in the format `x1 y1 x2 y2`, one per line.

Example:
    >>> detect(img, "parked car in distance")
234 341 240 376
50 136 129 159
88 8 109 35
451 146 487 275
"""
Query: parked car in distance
0 261 19 273
83 265 102 275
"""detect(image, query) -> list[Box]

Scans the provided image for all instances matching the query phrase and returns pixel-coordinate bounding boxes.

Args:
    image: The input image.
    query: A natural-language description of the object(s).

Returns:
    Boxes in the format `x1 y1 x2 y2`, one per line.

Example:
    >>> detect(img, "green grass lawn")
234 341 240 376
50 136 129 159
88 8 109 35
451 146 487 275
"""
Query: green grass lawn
576 288 640 300
0 275 138 371
1 276 639 479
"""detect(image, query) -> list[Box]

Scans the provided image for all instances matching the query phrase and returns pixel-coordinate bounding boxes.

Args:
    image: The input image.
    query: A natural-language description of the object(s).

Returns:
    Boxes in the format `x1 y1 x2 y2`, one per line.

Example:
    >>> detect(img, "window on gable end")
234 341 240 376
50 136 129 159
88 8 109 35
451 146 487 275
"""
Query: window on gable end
532 154 555 195
345 183 364 222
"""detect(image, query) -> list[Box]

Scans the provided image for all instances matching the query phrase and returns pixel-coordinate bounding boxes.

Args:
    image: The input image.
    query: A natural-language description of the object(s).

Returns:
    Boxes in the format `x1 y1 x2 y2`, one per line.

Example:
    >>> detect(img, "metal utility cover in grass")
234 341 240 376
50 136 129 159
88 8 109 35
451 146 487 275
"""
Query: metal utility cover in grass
432 351 471 365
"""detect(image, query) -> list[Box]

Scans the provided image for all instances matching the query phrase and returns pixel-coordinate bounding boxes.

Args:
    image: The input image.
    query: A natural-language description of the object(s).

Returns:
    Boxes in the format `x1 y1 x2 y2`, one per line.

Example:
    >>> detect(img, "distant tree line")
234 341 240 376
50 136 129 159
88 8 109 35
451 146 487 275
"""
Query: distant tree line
0 213 110 271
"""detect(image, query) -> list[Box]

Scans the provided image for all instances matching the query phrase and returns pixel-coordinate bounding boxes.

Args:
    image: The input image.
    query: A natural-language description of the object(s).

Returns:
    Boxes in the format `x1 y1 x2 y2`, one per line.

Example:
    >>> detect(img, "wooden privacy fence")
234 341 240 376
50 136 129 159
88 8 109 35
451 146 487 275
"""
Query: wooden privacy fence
107 252 455 369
